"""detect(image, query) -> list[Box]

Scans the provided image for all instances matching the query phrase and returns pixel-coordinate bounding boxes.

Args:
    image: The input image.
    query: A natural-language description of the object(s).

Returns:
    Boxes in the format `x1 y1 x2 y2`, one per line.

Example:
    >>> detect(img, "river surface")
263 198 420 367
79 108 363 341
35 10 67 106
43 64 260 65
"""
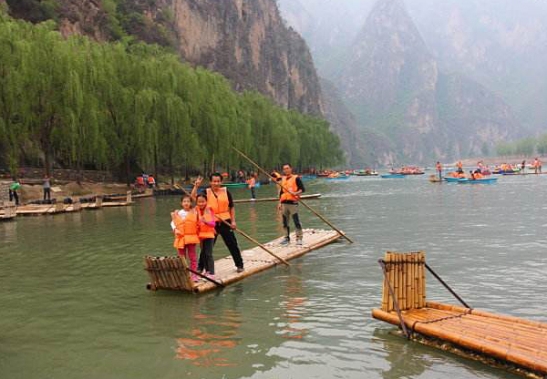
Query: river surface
1 175 546 379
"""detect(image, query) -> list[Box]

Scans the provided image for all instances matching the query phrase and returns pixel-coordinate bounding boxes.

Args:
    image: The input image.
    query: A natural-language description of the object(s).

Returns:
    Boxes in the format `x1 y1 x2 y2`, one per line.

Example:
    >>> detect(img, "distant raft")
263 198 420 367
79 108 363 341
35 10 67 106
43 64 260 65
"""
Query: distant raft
144 229 342 294
233 193 322 204
372 252 547 378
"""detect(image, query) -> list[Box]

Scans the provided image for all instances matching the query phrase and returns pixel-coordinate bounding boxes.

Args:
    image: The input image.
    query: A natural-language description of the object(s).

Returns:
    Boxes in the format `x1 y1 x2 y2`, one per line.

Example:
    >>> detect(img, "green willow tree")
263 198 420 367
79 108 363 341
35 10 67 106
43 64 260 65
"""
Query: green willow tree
0 11 344 179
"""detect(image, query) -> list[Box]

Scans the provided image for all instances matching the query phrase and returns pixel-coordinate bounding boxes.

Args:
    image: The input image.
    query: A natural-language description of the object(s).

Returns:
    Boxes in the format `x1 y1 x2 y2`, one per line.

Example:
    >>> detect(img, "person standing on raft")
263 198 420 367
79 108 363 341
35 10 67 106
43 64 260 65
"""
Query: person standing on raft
278 164 305 246
435 161 442 180
192 173 244 273
171 195 200 282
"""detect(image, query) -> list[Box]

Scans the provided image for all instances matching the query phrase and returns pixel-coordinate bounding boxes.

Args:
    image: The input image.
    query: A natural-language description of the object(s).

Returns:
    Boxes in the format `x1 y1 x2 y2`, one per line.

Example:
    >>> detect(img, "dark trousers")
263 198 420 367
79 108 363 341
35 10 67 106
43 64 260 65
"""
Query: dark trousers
198 238 215 274
9 190 19 205
282 203 303 239
250 187 256 199
215 220 244 269
43 188 51 201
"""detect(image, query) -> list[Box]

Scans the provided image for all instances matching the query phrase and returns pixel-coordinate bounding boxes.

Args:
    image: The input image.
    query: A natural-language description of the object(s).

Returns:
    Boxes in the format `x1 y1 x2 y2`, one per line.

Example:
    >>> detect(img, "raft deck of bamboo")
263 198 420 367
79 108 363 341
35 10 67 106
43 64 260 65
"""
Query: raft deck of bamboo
233 193 322 204
0 201 17 221
144 229 341 294
372 252 547 377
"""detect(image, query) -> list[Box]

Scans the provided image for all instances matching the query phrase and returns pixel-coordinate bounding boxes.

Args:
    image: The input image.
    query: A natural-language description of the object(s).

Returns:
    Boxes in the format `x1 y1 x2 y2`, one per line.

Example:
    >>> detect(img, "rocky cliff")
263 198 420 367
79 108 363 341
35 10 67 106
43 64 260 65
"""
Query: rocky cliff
7 0 324 116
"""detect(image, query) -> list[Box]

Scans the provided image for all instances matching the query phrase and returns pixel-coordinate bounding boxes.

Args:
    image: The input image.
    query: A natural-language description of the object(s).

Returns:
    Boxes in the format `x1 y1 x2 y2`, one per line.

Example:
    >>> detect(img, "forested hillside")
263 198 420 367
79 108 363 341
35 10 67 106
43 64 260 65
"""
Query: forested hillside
0 10 342 181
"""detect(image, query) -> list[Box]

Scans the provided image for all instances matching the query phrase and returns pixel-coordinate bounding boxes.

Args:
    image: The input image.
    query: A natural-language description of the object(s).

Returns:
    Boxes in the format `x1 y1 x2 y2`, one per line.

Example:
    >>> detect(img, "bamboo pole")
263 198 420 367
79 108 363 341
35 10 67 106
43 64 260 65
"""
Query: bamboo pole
214 216 291 266
232 146 353 244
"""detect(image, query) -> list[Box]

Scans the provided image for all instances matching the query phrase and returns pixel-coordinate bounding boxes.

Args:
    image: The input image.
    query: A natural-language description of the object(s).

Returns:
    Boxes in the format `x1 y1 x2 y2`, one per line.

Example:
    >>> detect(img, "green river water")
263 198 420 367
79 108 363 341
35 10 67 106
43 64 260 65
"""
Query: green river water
1 175 546 379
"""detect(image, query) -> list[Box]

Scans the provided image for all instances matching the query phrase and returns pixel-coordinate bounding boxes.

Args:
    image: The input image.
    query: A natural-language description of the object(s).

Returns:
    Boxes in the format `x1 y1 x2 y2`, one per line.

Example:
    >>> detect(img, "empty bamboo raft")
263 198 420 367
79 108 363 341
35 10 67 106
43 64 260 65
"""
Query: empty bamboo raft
144 229 341 294
233 193 322 204
15 201 82 216
372 252 547 377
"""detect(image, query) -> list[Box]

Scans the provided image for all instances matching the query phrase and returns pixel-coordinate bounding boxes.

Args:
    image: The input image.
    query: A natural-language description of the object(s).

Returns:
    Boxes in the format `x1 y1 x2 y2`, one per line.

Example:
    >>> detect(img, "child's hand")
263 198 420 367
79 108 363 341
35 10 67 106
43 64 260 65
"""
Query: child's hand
194 176 203 187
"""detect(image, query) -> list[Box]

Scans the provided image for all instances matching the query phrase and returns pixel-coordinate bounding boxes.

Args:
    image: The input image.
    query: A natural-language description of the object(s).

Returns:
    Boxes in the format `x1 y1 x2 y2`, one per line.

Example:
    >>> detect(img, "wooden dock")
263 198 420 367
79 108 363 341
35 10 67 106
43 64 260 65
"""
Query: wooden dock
372 252 547 377
233 193 322 204
144 229 341 294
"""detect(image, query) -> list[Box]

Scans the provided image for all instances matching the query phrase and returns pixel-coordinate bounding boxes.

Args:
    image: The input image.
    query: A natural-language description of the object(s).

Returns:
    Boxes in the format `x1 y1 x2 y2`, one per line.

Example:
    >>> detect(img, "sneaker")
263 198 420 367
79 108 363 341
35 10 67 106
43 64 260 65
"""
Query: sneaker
280 237 290 246
296 239 303 246
250 198 256 201
236 267 245 273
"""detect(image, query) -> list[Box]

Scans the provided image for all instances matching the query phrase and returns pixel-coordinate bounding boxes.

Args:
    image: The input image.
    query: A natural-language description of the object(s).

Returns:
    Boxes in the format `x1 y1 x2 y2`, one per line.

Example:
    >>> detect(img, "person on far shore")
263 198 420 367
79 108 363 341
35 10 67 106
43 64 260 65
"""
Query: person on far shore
147 175 156 188
192 173 244 273
247 172 257 200
521 160 526 174
43 175 51 201
171 195 200 282
9 178 20 206
278 164 305 246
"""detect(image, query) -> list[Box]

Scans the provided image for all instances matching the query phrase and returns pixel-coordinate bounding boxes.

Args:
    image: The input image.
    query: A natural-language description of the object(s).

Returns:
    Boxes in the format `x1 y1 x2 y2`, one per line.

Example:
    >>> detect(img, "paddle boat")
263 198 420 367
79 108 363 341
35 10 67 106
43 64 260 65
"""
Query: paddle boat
444 176 497 184
353 169 379 176
390 166 425 175
222 182 248 189
381 173 405 179
326 172 351 181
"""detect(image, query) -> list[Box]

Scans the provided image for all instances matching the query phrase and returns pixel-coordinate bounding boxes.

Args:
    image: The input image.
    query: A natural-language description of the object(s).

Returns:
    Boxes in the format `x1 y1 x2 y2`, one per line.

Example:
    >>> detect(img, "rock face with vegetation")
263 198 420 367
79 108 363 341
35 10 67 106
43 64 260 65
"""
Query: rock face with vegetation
5 0 368 166
7 0 324 116
0 8 343 180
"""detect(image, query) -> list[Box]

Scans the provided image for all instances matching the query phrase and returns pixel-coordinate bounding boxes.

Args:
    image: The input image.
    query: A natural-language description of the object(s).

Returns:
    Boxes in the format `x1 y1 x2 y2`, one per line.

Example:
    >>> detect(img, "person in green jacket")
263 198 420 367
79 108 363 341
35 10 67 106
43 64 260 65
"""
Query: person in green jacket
9 178 21 205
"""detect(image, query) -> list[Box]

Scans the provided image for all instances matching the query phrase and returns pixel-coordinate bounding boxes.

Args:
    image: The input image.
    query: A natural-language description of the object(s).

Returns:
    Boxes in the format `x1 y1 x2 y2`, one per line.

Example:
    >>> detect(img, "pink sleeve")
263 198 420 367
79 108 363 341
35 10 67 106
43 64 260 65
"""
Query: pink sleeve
205 209 216 227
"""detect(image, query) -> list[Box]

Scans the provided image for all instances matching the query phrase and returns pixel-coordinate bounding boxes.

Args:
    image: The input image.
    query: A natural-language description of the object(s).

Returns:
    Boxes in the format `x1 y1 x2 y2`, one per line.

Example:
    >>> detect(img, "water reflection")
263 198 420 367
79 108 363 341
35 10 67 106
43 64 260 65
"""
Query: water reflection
176 308 242 367
277 272 309 340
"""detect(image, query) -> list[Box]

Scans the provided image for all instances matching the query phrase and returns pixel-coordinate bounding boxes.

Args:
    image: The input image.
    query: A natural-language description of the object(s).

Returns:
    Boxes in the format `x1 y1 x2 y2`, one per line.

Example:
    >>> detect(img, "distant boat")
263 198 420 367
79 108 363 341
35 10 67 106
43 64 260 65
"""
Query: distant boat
353 169 379 176
222 182 248 188
444 177 497 184
326 174 351 181
381 174 406 179
301 174 317 181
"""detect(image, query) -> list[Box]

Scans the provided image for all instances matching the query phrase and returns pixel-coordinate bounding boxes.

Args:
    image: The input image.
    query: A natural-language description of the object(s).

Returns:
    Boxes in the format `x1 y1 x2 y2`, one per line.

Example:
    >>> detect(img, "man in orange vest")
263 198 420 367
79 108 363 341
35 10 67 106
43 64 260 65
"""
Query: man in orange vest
192 173 244 272
278 163 305 246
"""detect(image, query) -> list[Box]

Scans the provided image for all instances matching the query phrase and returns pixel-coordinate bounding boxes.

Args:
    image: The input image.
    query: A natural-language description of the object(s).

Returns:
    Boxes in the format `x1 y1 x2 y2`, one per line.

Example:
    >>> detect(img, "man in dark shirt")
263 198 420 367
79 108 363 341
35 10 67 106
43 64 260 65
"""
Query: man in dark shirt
278 164 305 246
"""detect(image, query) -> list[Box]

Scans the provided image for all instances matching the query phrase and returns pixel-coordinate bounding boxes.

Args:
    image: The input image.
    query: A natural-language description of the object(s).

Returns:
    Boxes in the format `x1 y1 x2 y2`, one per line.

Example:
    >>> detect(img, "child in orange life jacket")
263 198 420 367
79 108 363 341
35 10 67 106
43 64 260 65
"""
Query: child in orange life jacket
195 194 217 279
171 195 200 282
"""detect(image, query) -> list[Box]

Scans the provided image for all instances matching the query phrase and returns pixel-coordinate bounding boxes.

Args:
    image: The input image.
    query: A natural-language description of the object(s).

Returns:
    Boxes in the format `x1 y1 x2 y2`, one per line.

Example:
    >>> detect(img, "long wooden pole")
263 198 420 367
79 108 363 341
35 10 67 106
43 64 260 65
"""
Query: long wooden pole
179 185 291 267
232 146 353 243
215 215 291 267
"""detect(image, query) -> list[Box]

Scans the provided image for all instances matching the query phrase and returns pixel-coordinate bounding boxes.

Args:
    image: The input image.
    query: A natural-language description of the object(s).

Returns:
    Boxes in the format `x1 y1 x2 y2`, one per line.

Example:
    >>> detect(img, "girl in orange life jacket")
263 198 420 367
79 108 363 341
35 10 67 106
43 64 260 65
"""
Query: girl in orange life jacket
195 194 217 279
191 173 244 273
171 195 200 282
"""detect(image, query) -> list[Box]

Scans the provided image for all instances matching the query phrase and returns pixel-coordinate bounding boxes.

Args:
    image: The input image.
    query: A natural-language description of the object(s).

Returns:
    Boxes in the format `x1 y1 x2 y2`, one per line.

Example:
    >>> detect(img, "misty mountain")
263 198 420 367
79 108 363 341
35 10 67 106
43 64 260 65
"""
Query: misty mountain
280 0 532 163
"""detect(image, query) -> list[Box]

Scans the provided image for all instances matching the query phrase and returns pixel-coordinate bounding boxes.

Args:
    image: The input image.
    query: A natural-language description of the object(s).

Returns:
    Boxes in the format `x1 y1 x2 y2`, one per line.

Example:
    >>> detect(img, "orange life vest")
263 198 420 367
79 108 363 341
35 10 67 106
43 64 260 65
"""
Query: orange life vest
436 163 442 171
280 175 299 202
148 176 155 184
136 176 144 185
247 177 256 188
197 207 216 239
206 188 231 220
457 161 463 169
172 210 200 249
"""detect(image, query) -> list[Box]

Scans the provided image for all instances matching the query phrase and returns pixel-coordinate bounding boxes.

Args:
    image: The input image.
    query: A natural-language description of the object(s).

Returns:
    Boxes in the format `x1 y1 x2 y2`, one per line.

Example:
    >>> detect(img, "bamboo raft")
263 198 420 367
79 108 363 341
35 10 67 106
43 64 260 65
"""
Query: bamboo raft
0 201 17 221
104 188 153 201
15 201 82 216
372 252 547 377
144 229 341 294
233 193 322 204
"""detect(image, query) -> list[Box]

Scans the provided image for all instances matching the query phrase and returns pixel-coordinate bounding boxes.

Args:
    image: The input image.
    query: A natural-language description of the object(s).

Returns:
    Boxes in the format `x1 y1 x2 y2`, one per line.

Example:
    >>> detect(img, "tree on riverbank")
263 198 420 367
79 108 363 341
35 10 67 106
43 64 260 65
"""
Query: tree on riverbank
0 11 343 182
